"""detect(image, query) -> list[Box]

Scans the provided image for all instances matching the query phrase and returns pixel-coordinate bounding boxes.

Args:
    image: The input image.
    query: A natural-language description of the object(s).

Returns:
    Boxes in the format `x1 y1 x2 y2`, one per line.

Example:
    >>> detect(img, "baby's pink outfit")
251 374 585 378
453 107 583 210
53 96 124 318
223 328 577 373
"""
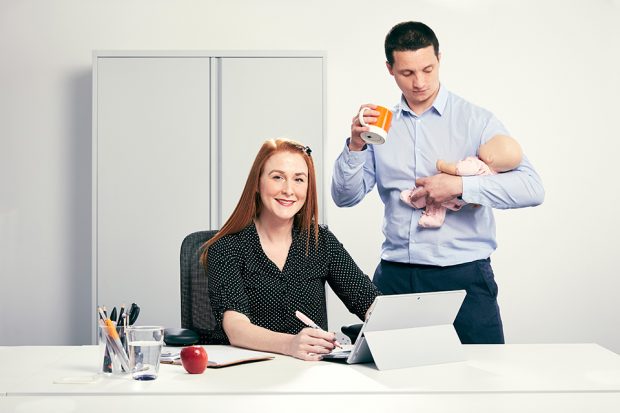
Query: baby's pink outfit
400 157 495 228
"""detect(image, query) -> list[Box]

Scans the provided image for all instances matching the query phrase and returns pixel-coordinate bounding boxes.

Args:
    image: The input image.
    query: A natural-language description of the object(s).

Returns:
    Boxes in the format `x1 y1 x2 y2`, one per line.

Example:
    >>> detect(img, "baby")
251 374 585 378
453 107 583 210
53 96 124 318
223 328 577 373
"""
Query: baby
401 135 523 228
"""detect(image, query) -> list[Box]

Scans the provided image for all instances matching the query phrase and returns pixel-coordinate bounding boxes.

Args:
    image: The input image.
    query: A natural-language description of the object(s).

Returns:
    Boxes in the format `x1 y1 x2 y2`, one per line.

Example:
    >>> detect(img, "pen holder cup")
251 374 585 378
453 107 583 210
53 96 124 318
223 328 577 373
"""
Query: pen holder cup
98 324 129 376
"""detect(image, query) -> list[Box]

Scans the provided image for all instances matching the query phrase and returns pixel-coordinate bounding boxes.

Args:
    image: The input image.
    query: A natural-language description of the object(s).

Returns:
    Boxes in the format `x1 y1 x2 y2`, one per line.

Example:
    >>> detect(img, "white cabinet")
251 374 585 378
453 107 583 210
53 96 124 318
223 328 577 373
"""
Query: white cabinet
93 52 325 340
218 57 324 223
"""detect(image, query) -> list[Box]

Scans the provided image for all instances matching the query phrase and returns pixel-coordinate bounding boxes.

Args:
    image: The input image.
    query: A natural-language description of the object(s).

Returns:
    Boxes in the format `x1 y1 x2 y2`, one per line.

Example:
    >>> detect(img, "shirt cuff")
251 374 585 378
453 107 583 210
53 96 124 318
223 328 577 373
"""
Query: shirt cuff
460 175 481 204
342 138 367 165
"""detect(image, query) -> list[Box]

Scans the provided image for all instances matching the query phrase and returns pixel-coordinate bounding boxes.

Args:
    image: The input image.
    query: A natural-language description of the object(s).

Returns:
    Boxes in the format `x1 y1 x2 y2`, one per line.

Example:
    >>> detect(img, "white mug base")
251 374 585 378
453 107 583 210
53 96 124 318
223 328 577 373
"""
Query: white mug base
361 125 387 145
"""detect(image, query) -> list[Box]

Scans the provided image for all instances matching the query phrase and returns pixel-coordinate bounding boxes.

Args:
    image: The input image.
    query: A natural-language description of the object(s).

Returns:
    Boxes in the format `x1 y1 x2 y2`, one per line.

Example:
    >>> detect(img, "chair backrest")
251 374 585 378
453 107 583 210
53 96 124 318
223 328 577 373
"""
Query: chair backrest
180 230 218 343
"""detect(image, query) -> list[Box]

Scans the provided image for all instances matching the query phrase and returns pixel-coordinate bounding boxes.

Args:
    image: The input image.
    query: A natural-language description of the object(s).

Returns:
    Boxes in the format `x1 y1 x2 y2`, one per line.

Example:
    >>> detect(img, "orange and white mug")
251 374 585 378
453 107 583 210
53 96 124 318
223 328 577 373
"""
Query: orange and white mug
358 105 393 145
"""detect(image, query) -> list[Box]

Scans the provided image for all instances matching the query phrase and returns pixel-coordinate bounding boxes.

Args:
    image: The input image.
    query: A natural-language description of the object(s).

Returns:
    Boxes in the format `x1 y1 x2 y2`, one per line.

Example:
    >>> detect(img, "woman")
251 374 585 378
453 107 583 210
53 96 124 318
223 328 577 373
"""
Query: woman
201 138 379 361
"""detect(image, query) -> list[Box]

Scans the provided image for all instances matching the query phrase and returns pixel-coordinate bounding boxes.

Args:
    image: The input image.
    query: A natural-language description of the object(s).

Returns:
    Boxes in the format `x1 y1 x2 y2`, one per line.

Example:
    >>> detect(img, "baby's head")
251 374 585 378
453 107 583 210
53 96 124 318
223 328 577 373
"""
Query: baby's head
479 135 523 173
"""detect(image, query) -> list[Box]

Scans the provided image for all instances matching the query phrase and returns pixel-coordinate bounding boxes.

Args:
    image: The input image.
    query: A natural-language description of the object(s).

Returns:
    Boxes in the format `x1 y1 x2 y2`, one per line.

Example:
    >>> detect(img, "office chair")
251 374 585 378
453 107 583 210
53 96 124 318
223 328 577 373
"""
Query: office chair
180 230 218 344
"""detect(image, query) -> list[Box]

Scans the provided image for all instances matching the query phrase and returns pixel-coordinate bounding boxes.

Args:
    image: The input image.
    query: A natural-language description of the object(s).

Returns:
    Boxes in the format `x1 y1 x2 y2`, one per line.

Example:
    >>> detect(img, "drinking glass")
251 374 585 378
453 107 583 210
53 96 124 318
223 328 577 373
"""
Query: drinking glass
126 326 164 380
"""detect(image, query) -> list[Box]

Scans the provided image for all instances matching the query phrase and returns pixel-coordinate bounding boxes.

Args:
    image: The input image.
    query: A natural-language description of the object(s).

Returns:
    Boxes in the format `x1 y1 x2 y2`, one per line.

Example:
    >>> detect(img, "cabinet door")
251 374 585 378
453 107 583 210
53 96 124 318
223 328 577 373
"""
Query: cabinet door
96 57 211 330
218 57 324 224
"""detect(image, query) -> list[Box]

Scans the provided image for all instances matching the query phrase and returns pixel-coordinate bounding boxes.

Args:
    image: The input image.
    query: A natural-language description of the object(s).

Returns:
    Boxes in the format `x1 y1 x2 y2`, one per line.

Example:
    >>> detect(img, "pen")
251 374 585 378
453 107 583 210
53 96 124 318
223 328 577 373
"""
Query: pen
126 303 135 324
295 310 342 348
98 307 112 373
128 303 140 325
110 307 117 323
117 305 125 325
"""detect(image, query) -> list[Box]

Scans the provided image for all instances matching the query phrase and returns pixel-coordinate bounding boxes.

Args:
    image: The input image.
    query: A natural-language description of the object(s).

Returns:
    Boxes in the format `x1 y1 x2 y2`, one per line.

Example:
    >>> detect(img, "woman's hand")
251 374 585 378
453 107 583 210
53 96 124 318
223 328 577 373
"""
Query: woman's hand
286 328 337 361
223 311 339 361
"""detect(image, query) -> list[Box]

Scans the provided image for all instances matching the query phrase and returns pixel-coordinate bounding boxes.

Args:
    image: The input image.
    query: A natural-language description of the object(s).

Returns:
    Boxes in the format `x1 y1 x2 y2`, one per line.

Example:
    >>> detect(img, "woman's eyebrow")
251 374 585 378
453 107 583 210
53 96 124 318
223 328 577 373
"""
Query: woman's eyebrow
267 170 308 177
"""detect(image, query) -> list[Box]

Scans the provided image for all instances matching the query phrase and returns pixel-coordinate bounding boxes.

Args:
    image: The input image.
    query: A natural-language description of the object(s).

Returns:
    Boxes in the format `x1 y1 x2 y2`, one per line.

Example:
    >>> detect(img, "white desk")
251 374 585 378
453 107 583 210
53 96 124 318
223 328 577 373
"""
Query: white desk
2 344 620 412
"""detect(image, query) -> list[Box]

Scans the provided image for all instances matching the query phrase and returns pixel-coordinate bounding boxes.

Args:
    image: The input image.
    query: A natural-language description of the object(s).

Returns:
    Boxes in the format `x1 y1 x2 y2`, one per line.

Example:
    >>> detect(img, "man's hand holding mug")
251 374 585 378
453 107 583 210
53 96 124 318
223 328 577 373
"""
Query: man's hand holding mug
350 104 393 151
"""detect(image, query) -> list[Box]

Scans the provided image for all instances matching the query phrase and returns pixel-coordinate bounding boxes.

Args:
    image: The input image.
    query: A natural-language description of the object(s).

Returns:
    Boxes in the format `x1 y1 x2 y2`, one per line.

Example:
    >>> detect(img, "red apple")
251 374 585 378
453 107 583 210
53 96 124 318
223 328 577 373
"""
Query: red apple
180 345 208 374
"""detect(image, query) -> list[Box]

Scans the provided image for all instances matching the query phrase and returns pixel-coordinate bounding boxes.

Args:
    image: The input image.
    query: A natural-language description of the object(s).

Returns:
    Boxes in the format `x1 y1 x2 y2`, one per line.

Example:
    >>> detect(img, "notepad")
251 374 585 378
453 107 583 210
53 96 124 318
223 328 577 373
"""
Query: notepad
161 346 275 368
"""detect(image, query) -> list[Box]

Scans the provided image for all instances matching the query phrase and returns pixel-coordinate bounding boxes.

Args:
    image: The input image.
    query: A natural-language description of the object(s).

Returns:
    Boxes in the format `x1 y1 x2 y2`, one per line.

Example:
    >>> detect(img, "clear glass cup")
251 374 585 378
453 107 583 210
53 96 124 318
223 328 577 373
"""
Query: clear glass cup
126 326 165 380
98 323 129 376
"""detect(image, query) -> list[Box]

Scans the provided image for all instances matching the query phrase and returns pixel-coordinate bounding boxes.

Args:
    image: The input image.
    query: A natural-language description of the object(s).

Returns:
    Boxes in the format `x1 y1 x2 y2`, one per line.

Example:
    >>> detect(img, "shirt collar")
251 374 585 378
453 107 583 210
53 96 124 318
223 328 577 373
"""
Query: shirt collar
245 221 302 272
394 84 448 118
432 84 448 115
245 221 301 249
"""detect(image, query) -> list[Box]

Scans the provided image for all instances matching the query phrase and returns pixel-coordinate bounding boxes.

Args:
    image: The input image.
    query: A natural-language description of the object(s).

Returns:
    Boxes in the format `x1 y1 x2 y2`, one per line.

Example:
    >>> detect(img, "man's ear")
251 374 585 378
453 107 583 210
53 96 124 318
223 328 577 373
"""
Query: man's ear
386 61 394 76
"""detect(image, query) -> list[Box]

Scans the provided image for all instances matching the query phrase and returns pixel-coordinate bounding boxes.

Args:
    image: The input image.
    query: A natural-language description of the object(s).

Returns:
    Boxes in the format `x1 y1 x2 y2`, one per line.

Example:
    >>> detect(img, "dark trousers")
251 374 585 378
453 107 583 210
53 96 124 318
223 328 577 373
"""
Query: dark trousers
373 258 504 344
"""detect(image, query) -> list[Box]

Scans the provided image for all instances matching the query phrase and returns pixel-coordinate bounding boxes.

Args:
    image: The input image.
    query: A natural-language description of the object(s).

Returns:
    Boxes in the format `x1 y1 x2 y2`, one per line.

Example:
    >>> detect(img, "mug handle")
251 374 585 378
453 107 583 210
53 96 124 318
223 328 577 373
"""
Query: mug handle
358 107 371 127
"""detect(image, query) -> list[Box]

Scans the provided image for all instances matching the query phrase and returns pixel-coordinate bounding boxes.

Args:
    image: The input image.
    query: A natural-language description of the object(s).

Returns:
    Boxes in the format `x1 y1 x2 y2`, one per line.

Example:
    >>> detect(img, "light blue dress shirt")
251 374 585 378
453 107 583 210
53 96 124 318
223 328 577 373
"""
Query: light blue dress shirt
331 85 545 266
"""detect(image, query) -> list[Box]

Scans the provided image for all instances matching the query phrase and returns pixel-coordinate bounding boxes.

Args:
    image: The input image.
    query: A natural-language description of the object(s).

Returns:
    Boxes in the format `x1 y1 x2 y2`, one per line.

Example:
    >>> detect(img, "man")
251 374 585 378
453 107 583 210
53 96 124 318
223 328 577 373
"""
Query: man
331 21 544 344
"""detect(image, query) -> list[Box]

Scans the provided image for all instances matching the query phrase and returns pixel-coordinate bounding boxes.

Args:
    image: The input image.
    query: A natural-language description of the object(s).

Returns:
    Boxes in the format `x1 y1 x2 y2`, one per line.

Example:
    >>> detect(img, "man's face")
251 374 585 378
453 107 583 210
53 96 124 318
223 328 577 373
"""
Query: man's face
387 46 441 113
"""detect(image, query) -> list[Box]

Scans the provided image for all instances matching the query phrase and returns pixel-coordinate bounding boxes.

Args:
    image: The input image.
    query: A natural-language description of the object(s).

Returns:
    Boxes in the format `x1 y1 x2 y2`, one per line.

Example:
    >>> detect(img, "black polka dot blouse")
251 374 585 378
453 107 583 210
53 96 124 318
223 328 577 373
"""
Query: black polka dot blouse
206 223 380 344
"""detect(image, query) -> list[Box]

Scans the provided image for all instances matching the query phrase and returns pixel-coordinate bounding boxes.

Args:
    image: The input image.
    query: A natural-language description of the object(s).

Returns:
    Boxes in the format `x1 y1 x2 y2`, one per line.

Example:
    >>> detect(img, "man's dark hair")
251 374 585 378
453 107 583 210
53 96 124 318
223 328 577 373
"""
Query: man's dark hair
384 21 440 65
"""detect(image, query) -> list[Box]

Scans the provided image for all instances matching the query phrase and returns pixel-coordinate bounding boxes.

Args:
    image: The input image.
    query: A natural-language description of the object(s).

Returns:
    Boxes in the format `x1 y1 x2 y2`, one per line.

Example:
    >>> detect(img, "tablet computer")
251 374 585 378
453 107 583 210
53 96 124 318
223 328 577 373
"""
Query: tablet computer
323 289 466 365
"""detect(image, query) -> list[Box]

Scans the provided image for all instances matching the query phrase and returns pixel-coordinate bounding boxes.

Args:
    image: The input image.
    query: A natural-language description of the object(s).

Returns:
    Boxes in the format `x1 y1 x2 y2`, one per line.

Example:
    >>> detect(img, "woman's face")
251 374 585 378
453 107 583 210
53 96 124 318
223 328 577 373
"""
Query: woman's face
258 151 308 224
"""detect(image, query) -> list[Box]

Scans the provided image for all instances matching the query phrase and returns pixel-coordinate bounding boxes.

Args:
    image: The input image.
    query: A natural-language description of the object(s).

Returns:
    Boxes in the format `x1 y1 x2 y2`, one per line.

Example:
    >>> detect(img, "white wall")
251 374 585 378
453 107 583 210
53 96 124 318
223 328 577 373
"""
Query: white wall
1 0 619 351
